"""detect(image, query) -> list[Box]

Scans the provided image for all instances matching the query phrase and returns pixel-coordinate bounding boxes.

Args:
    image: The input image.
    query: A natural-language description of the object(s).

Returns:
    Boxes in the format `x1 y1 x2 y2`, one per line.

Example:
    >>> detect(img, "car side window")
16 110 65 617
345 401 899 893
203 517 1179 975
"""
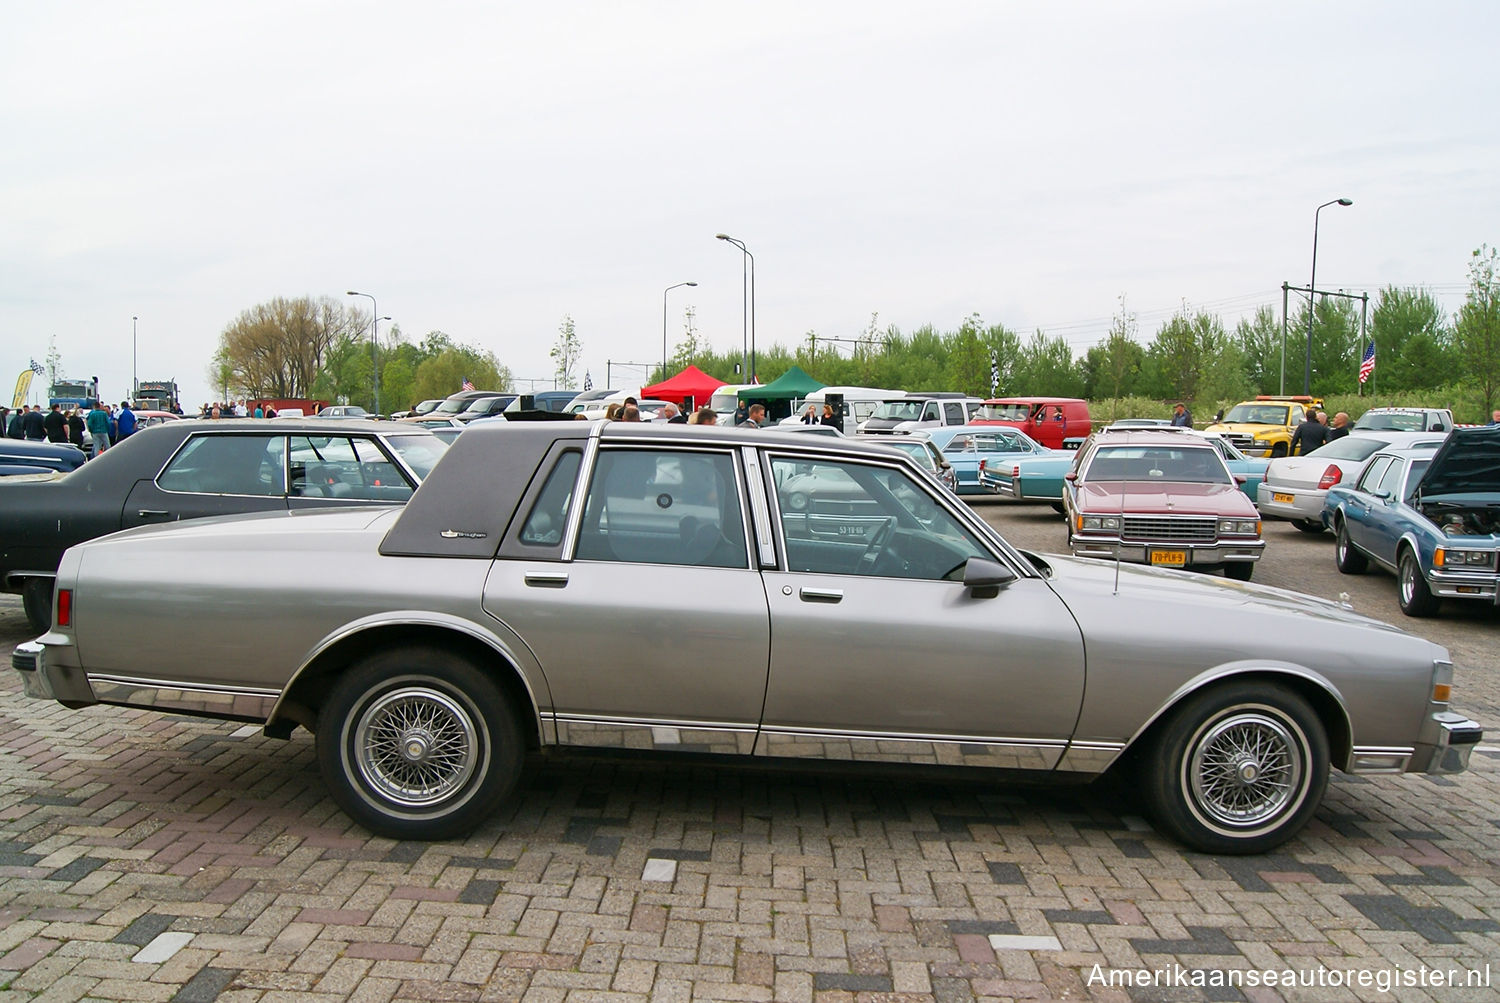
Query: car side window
158 435 285 496
1356 456 1393 494
519 451 582 547
289 436 411 501
575 449 748 569
770 456 989 581
1375 458 1405 499
943 402 965 424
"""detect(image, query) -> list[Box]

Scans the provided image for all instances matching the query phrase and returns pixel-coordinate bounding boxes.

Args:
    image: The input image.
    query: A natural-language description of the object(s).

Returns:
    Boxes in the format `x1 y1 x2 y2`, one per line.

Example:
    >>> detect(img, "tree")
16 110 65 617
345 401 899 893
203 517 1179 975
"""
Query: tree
1367 286 1449 392
1084 298 1143 401
1456 245 1500 413
1144 309 1208 401
946 313 990 397
413 347 511 402
1013 330 1082 397
216 296 359 399
1234 306 1283 395
551 315 582 388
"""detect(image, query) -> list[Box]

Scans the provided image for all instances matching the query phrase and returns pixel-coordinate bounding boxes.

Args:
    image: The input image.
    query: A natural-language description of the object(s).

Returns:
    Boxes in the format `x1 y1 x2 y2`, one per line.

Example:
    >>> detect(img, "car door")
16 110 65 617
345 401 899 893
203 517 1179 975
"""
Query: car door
1363 457 1415 564
121 432 290 529
1341 455 1394 561
481 444 770 755
757 451 1086 769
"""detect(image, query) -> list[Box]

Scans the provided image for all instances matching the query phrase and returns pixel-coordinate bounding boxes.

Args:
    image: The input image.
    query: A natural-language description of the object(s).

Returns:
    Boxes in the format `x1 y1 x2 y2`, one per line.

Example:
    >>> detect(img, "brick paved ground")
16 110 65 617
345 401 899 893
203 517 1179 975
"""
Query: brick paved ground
1 586 1497 1003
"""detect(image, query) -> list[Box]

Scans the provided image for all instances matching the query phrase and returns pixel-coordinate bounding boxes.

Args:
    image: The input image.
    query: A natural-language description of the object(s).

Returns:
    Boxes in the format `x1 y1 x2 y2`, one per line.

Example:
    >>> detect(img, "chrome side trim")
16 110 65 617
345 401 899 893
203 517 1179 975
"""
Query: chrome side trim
740 445 777 568
559 433 600 563
87 674 279 720
554 715 756 755
1346 746 1414 774
756 726 1065 769
1055 740 1127 773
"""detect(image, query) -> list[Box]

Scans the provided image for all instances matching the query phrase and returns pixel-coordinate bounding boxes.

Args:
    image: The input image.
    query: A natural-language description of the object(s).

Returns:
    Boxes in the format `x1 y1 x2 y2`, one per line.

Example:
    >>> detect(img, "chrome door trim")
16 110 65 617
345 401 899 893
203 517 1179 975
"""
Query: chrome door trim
87 674 279 720
740 445 777 568
554 714 757 755
1347 746 1415 774
757 726 1067 769
558 432 600 562
1055 740 1127 773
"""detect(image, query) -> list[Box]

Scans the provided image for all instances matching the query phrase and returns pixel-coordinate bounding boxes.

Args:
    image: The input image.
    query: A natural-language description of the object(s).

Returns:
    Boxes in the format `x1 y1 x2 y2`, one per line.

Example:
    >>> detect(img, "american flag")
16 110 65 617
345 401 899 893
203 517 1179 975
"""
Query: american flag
1358 341 1376 384
461 377 474 391
583 371 593 392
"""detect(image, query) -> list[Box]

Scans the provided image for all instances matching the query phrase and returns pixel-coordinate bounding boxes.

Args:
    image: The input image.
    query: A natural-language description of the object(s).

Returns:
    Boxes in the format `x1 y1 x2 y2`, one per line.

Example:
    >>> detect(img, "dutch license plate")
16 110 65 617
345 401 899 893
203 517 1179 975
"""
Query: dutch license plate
1272 492 1295 504
1151 550 1187 567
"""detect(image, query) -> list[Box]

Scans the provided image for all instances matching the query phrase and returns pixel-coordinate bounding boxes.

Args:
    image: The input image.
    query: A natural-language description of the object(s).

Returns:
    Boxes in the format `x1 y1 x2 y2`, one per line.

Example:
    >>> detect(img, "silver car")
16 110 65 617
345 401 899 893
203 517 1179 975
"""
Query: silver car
1257 430 1448 532
13 421 1481 854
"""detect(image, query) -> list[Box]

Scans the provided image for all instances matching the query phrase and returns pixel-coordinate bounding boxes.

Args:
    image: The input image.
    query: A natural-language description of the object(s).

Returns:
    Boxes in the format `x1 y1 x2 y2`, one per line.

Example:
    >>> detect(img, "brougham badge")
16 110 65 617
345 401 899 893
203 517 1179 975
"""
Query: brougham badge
440 530 487 539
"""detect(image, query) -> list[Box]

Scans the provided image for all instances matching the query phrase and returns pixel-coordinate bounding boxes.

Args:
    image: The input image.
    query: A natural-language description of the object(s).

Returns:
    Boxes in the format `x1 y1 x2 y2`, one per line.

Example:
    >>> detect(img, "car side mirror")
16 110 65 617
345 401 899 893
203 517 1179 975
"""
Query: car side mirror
1064 471 1077 482
1234 473 1247 484
962 557 1017 598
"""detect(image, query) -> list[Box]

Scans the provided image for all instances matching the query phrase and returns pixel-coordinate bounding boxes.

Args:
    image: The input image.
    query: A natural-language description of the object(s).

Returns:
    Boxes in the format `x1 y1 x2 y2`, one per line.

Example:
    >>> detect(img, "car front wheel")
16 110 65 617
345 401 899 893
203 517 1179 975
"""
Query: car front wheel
1222 562 1254 582
1140 682 1328 854
317 647 523 840
1398 548 1439 617
1334 520 1367 574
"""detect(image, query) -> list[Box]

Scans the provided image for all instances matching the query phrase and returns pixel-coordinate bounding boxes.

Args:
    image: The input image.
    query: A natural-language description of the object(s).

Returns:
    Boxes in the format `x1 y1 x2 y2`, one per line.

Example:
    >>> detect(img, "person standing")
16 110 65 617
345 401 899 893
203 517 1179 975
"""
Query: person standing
821 404 840 427
1290 409 1330 455
1170 402 1193 427
43 404 67 442
800 403 819 424
85 401 111 457
67 408 86 445
21 405 47 441
116 401 137 440
743 404 767 428
7 407 26 438
1327 412 1351 441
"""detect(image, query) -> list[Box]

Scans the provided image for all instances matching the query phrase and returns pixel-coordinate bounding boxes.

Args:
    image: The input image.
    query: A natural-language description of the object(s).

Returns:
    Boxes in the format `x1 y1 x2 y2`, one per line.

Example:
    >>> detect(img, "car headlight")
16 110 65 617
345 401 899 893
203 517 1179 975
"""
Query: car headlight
1078 515 1123 532
1218 519 1261 535
1435 548 1495 567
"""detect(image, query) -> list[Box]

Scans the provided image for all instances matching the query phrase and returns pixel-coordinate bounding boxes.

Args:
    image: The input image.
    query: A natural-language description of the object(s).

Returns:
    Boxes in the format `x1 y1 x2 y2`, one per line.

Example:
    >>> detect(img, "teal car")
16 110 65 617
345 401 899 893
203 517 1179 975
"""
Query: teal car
1203 432 1270 504
923 426 1055 495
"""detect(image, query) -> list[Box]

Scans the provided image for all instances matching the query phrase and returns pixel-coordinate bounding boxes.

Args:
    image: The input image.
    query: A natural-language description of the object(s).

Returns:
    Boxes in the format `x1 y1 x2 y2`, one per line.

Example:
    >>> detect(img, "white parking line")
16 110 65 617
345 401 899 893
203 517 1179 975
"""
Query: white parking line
642 858 677 882
989 934 1063 952
132 932 194 964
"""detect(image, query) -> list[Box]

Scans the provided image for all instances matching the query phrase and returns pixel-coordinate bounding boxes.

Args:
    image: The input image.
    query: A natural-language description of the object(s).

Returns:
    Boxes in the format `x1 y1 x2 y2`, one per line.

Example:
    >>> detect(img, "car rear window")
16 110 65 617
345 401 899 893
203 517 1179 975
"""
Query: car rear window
1317 437 1389 461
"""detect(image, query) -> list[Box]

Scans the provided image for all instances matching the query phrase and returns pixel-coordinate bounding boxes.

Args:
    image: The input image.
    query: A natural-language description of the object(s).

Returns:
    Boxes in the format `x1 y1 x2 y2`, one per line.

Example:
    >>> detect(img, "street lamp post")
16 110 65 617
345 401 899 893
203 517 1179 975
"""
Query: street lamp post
132 316 138 403
715 234 756 381
1305 198 1353 395
346 290 381 416
662 281 697 378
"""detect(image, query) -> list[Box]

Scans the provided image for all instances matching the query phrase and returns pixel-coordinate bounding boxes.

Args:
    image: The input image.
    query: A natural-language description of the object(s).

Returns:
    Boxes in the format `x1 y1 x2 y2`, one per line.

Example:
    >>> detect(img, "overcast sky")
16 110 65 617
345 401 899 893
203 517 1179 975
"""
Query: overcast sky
4 1 1496 410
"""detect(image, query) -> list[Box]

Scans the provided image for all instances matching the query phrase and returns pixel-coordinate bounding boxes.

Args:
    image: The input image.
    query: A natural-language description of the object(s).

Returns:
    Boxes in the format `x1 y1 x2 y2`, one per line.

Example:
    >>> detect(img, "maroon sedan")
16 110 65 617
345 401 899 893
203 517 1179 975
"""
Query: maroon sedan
1062 428 1264 580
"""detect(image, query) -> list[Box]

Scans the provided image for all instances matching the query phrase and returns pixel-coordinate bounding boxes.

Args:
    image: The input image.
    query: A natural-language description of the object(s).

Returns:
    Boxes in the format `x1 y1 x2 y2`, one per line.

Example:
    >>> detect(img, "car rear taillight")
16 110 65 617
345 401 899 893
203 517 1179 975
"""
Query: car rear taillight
56 588 72 628
1011 465 1020 478
1317 465 1342 490
978 460 987 474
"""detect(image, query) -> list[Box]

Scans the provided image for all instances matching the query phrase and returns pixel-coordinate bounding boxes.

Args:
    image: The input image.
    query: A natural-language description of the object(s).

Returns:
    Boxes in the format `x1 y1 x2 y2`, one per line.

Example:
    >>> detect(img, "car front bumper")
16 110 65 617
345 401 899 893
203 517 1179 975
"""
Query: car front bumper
1426 567 1500 602
1070 538 1265 566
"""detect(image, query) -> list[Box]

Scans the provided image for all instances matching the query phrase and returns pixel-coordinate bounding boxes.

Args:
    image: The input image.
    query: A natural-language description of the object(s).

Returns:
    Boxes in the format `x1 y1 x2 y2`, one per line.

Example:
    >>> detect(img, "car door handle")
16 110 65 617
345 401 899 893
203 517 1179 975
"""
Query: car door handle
798 588 844 604
524 571 569 588
137 509 170 518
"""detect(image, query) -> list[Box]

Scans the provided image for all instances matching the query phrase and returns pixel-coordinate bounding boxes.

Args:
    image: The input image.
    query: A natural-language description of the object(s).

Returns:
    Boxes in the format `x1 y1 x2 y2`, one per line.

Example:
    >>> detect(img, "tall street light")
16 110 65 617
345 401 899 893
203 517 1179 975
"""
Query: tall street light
346 290 381 415
662 281 697 378
1305 198 1353 395
131 316 138 403
715 233 756 381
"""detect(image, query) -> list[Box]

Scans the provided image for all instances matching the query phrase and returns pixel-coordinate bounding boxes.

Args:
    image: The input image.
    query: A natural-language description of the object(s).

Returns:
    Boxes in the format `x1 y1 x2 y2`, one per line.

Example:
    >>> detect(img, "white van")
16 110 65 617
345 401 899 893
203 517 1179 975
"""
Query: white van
778 386 906 436
708 384 762 424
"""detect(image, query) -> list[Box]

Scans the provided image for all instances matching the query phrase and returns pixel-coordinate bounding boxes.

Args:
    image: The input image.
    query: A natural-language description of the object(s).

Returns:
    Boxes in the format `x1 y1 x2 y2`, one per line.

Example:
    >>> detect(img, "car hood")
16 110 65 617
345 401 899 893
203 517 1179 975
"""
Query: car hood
1077 480 1256 516
1204 421 1284 436
1034 550 1430 644
1416 425 1500 502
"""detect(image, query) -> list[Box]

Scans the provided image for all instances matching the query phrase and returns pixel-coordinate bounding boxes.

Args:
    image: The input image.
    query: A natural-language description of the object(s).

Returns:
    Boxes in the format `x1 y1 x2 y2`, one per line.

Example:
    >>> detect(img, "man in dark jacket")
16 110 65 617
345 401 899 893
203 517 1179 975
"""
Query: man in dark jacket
42 404 67 442
67 408 86 445
7 408 25 439
1290 410 1331 455
21 405 47 441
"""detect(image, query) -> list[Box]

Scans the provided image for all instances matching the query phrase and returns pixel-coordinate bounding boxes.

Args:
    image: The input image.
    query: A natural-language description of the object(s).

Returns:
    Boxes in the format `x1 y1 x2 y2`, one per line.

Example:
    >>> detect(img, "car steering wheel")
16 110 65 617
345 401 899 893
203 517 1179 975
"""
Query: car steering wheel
859 517 895 572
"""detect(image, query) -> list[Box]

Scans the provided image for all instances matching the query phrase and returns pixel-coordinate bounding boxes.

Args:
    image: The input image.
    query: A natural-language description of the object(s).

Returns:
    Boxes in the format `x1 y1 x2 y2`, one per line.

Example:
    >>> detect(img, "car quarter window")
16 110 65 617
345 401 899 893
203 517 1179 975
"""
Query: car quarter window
769 455 990 581
157 434 286 496
519 450 582 547
574 449 748 569
1375 458 1406 499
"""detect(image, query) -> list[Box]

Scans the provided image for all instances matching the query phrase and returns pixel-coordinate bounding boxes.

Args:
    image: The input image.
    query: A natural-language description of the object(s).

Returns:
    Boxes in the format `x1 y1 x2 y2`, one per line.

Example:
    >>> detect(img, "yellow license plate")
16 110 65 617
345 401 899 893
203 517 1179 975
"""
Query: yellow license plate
1272 492 1295 504
1151 550 1187 567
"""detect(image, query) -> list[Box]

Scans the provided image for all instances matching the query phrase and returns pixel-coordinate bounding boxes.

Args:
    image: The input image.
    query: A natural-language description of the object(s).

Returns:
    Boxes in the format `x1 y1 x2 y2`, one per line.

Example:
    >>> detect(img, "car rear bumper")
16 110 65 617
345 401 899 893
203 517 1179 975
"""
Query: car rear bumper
1255 484 1326 521
11 639 96 707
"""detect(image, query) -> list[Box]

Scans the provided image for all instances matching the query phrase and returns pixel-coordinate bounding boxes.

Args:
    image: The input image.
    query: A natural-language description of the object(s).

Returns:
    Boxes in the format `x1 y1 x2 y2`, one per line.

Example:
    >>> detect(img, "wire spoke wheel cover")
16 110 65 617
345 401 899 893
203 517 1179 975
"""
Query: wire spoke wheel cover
1186 711 1302 829
354 687 480 807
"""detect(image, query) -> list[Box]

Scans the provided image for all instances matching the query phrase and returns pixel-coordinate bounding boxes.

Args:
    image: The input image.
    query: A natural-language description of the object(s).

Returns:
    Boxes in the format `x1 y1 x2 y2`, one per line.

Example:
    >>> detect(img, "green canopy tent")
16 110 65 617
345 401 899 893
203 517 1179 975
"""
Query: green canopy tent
736 366 825 422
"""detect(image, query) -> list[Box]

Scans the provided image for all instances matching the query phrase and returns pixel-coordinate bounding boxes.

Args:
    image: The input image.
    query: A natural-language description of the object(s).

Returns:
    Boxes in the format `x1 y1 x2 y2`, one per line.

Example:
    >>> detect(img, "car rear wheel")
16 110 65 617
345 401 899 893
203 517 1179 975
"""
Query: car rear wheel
1398 548 1439 618
1222 562 1254 582
317 647 523 840
20 579 52 633
1141 681 1328 854
1291 519 1325 534
1334 520 1367 574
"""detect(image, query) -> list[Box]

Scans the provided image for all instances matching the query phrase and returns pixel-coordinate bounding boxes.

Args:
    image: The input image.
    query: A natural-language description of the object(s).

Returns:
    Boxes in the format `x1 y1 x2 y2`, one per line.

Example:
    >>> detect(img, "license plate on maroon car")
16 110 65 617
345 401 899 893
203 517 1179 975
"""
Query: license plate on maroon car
1151 550 1187 567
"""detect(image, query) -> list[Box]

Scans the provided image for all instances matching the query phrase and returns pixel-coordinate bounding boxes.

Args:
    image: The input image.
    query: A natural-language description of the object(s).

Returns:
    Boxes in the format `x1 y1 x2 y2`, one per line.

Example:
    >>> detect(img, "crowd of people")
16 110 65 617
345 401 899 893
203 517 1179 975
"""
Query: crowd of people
2 400 138 458
197 400 277 418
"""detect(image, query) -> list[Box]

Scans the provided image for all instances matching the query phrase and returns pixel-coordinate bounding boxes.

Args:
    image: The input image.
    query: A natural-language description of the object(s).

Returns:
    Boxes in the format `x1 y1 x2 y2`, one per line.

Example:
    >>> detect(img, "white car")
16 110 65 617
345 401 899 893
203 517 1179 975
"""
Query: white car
1257 430 1448 532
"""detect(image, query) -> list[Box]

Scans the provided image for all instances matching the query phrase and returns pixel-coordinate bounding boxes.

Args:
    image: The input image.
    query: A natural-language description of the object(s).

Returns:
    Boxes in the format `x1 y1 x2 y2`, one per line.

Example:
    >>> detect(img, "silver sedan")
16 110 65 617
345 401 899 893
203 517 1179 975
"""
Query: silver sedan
1257 430 1448 532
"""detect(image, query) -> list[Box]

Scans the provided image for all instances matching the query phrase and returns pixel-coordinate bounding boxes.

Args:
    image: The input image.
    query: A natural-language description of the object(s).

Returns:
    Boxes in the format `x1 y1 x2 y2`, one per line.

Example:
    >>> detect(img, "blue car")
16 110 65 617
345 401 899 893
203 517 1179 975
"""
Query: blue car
923 426 1052 495
1322 427 1500 617
0 438 88 476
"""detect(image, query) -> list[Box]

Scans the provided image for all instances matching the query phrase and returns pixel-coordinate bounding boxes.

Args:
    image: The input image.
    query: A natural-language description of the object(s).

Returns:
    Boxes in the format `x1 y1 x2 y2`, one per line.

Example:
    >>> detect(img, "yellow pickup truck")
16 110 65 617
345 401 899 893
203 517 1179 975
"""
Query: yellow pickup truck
1205 395 1324 458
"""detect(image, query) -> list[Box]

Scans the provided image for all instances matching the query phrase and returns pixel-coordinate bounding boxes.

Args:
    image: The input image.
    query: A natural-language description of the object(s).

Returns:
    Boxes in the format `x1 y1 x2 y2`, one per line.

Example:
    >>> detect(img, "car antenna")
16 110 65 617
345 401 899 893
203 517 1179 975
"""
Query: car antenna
1113 437 1127 596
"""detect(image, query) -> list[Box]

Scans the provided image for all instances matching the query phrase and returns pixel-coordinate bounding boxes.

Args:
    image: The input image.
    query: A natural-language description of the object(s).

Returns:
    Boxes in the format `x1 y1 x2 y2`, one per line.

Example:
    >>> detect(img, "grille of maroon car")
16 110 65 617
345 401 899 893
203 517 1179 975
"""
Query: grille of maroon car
1121 516 1217 542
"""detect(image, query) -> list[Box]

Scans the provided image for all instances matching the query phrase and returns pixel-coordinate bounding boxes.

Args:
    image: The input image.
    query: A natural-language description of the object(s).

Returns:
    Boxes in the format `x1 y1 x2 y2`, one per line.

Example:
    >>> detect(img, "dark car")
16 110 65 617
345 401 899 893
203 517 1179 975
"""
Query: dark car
0 418 447 631
0 438 88 476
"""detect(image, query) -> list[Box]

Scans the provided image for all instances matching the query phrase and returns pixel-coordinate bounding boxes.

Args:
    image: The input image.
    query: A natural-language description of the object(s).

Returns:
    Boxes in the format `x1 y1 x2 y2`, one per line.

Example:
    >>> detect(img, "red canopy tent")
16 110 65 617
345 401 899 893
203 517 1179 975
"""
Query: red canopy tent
640 365 727 410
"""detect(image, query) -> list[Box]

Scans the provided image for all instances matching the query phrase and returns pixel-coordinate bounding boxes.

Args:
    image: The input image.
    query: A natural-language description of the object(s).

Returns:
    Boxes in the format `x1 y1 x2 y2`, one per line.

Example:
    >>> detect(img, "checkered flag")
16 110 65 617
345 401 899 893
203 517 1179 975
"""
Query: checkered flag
989 350 1000 397
583 371 593 392
28 360 45 375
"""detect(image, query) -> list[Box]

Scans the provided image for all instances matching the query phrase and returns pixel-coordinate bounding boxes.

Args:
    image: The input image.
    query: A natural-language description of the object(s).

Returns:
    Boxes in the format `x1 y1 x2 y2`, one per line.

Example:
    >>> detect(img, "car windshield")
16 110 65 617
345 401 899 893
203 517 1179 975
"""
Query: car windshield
1317 436 1391 461
385 435 449 479
869 400 925 421
1222 404 1289 424
434 398 476 415
461 396 505 414
1355 411 1435 431
1086 446 1230 484
886 441 934 466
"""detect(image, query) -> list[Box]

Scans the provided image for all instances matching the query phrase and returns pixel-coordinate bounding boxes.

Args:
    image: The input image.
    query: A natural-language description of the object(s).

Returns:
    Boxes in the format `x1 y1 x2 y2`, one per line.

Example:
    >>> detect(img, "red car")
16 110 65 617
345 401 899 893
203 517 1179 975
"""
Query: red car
1062 428 1263 580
